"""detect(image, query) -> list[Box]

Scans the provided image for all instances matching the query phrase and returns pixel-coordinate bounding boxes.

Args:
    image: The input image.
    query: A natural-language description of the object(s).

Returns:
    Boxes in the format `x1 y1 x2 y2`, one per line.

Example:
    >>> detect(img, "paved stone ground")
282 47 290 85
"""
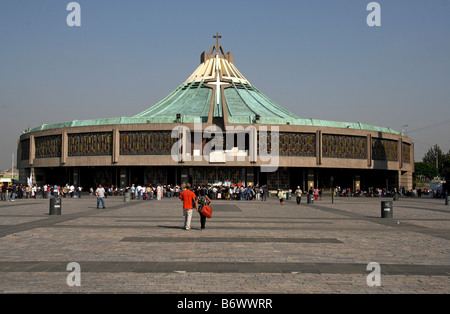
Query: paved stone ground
0 194 449 294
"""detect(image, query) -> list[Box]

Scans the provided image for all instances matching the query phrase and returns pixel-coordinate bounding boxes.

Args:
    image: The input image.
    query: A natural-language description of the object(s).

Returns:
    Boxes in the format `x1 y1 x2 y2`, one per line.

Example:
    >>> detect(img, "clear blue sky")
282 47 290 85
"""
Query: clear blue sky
1 0 449 170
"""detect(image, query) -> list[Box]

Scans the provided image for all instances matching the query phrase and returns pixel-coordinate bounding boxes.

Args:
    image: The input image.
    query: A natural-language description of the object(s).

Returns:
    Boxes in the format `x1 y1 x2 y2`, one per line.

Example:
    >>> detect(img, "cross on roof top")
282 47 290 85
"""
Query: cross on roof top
213 32 222 55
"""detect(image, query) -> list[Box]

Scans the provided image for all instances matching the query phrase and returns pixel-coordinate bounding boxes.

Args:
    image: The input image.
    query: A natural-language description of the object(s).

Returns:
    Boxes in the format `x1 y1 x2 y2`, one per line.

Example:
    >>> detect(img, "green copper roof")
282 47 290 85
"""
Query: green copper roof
28 42 401 136
225 82 301 123
133 80 212 123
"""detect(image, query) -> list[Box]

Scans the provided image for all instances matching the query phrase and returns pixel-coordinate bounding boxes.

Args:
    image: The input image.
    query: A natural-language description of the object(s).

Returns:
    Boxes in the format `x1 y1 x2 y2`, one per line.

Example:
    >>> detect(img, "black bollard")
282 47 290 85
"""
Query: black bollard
381 201 393 218
49 198 61 215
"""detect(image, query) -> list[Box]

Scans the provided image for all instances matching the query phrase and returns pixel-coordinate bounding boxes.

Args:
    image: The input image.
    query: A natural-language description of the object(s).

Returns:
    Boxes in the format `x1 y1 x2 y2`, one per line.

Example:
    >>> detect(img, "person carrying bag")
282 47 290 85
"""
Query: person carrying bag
197 189 212 230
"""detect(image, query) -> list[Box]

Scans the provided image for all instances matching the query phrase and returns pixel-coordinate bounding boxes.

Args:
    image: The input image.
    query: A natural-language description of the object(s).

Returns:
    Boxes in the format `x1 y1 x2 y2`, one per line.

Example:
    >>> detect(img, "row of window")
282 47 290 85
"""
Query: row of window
21 131 411 163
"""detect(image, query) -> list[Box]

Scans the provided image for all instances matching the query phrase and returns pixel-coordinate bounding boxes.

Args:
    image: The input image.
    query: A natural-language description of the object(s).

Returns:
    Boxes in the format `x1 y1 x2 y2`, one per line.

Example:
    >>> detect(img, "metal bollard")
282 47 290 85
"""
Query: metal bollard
49 198 62 215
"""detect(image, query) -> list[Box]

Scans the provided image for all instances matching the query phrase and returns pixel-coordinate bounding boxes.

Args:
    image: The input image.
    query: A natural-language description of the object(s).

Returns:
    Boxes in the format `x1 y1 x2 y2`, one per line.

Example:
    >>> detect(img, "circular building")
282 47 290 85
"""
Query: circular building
17 36 414 193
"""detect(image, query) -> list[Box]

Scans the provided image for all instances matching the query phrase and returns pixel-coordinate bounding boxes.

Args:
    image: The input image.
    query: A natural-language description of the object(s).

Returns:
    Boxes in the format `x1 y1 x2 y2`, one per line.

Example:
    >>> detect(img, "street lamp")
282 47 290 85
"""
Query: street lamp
401 125 408 136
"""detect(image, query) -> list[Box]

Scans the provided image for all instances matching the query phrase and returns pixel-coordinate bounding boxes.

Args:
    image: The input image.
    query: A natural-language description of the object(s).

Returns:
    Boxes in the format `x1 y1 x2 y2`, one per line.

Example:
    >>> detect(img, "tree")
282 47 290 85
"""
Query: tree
414 162 438 181
443 159 450 193
422 145 449 177
443 158 450 179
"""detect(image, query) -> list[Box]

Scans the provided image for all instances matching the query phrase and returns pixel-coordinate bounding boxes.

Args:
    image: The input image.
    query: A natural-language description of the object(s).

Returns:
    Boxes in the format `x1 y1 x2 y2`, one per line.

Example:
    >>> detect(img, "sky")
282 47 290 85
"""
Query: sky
1 0 449 170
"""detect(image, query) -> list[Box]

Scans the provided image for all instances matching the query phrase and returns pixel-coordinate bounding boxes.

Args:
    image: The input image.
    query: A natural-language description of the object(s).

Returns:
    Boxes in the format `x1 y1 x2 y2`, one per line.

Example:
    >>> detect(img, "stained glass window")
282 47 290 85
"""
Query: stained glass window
258 132 316 157
402 142 411 163
21 139 30 160
35 135 62 159
68 132 112 157
322 135 367 159
119 131 177 155
372 138 398 161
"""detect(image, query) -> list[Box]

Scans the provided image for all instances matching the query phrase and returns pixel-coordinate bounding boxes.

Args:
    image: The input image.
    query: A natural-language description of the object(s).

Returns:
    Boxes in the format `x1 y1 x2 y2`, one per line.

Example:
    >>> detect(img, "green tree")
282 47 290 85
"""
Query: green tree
443 158 450 179
414 162 438 181
422 145 449 177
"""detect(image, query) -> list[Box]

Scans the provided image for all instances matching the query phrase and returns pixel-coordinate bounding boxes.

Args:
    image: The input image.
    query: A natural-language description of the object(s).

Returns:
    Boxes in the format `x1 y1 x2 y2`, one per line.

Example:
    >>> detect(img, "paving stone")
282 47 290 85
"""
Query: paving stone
0 195 449 294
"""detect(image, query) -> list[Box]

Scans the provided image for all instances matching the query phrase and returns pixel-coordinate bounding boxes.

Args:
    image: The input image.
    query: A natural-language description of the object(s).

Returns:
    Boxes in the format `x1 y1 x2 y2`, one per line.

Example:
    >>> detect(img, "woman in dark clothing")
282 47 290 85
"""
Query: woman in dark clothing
197 189 211 230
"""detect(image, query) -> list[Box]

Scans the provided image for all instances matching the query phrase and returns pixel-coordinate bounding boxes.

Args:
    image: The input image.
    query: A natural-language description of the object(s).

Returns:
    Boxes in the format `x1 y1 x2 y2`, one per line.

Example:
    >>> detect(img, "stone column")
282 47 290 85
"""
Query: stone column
61 131 68 165
29 135 35 166
112 128 119 164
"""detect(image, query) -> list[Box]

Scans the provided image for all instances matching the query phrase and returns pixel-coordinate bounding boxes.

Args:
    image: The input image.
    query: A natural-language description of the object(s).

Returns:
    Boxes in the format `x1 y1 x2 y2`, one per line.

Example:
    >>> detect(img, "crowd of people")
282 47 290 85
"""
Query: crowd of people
0 184 84 200
110 183 271 201
0 183 82 201
0 182 447 203
330 186 446 198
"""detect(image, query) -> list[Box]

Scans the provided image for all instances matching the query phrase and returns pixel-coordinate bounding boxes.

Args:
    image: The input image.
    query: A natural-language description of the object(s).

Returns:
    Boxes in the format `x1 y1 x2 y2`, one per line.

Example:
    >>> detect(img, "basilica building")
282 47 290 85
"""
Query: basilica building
17 35 413 192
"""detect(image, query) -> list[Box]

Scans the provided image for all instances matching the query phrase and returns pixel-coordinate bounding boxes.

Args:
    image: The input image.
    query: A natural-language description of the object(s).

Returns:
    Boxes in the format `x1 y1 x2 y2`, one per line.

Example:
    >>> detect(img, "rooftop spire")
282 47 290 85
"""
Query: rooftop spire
213 32 222 55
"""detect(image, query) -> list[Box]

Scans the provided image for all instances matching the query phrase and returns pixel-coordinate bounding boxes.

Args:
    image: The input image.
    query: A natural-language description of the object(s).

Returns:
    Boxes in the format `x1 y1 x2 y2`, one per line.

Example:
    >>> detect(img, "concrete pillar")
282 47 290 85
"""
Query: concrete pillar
29 135 35 166
112 128 119 164
316 130 322 165
307 169 314 191
367 134 372 167
398 170 413 191
61 131 68 165
120 167 127 188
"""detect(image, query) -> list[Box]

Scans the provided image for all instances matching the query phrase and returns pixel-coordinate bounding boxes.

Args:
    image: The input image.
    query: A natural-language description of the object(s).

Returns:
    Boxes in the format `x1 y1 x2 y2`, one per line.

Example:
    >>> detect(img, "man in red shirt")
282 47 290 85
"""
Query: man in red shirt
179 183 197 231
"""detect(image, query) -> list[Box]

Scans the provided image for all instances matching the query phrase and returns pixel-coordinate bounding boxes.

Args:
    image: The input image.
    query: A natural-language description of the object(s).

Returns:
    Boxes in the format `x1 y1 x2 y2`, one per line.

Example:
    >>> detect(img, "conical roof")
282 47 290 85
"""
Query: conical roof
29 35 400 135
133 38 303 125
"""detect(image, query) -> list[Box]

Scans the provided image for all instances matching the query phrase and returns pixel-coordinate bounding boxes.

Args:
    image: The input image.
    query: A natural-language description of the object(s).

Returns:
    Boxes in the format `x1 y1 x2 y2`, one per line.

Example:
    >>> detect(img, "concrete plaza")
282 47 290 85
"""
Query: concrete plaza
0 193 449 294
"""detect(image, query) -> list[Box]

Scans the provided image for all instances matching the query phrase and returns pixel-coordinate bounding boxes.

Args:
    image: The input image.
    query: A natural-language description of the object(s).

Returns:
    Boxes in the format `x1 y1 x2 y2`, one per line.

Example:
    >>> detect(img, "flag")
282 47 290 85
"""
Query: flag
27 171 33 187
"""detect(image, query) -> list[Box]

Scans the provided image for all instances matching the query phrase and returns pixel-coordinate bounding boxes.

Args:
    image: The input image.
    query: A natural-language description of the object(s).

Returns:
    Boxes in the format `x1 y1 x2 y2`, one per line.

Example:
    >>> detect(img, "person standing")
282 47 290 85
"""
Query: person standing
197 189 211 231
11 184 17 201
156 185 161 200
95 184 106 209
7 185 12 201
69 185 75 198
0 184 6 201
179 183 197 231
295 186 303 205
47 185 51 198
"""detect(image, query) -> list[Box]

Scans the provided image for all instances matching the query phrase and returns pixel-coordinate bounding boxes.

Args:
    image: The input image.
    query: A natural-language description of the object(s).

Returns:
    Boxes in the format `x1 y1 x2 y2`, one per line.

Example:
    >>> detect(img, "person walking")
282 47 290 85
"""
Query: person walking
179 183 197 231
278 189 284 205
262 185 268 201
295 186 303 205
197 189 211 231
314 188 319 201
95 184 106 209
